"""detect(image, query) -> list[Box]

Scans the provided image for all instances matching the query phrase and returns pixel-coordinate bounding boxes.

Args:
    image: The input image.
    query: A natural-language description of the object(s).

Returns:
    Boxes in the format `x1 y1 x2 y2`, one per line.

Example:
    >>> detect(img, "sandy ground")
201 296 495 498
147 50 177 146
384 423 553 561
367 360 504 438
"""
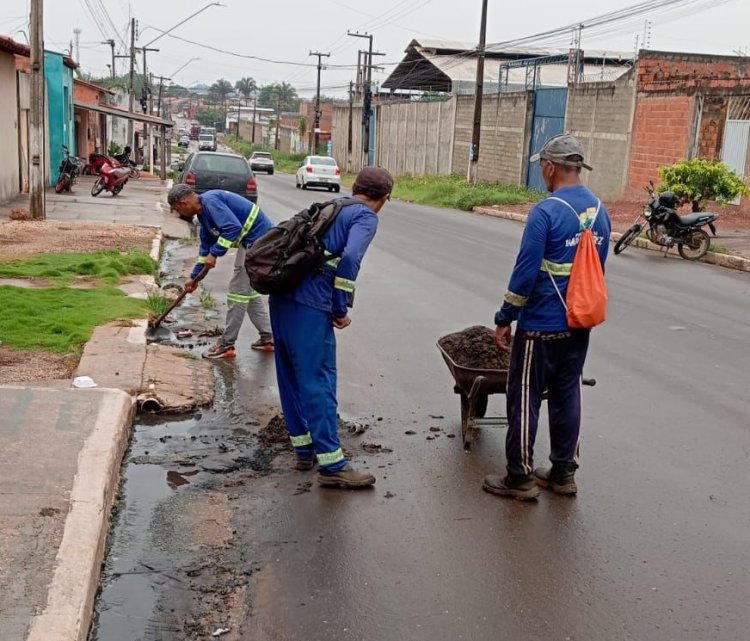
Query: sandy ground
0 221 157 385
0 220 156 259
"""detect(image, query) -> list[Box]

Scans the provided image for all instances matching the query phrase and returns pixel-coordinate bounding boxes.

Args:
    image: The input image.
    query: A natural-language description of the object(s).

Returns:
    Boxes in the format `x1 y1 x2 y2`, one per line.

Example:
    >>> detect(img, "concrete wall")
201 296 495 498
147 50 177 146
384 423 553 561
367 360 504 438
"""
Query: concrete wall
566 70 637 199
375 99 455 176
0 52 19 202
331 102 364 173
44 51 75 185
452 91 531 185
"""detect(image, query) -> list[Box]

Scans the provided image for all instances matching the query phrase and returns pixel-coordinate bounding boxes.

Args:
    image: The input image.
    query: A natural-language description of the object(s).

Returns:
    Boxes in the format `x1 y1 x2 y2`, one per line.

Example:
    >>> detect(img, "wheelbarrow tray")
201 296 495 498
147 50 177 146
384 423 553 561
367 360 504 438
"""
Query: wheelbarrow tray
436 338 508 397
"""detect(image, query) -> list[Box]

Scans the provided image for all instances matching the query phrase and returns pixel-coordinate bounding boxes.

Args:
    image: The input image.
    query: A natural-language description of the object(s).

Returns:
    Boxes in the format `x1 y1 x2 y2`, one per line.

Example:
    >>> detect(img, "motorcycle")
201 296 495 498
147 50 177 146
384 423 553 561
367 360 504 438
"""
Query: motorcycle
614 181 719 260
90 160 130 197
54 146 84 193
113 149 140 179
86 152 119 175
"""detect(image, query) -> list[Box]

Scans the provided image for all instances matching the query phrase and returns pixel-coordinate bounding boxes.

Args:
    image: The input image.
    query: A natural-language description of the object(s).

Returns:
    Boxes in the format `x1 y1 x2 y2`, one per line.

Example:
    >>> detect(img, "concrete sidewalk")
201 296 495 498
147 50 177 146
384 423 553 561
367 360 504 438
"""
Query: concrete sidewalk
0 387 133 641
0 171 208 641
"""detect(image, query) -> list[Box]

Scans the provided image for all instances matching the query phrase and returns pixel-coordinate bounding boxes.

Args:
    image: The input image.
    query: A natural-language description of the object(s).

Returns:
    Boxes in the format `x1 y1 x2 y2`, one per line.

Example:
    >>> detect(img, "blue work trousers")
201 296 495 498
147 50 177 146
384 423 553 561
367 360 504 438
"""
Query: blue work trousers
505 330 590 477
269 296 346 472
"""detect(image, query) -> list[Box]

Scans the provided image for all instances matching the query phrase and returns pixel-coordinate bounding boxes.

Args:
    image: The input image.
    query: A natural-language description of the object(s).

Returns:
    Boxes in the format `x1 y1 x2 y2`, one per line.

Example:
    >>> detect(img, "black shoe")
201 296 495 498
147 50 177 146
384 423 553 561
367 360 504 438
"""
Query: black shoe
482 474 540 501
534 466 578 495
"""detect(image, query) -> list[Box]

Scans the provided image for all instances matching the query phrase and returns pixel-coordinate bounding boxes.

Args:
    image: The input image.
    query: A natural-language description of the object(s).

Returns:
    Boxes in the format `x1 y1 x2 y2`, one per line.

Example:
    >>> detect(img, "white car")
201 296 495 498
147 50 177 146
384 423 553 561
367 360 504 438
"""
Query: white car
249 151 275 175
198 133 216 152
295 155 341 192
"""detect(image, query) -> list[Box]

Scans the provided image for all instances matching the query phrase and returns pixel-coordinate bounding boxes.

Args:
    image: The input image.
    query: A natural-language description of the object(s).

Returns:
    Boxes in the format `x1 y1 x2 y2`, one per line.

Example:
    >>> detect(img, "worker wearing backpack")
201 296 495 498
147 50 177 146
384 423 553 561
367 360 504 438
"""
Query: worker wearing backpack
484 134 611 501
270 166 394 489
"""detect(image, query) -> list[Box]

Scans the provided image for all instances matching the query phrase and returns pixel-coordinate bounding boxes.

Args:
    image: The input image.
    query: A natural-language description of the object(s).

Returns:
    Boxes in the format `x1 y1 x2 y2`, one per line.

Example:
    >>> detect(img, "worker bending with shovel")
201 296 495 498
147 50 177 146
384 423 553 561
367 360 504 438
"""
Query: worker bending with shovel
167 184 275 358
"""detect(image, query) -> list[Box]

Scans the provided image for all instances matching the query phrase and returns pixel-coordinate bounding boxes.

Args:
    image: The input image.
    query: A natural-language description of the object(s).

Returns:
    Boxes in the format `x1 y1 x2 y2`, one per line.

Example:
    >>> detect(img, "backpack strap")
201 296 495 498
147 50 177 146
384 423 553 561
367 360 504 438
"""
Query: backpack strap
543 196 602 310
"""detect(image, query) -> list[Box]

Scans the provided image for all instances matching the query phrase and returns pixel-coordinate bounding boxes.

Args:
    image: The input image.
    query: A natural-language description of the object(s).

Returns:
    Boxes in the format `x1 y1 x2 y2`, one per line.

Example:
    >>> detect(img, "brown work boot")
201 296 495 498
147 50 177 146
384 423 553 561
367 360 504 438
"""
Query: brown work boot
482 474 540 501
534 466 578 495
317 466 375 488
293 456 316 471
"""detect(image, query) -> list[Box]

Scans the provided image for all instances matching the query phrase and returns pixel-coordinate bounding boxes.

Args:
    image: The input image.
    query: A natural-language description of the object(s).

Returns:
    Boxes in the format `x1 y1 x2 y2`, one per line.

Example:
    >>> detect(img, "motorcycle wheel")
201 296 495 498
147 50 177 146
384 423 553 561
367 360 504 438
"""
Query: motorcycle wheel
112 184 123 196
91 178 105 197
54 174 68 194
614 223 642 255
677 229 710 260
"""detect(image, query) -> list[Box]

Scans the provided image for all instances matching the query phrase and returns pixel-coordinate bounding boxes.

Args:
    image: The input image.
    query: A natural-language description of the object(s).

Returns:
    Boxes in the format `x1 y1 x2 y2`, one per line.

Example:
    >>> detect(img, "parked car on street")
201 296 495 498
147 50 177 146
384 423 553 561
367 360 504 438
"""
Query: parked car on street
249 151 275 174
198 133 216 152
178 135 190 148
295 155 341 192
178 151 258 203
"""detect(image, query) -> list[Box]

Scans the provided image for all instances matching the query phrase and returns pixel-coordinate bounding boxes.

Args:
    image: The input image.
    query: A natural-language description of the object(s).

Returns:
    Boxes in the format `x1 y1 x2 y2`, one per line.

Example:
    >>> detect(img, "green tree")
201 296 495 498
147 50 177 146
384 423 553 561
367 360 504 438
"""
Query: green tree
298 116 307 137
659 159 748 212
235 77 257 106
166 84 190 98
258 82 299 112
195 107 225 127
210 78 233 110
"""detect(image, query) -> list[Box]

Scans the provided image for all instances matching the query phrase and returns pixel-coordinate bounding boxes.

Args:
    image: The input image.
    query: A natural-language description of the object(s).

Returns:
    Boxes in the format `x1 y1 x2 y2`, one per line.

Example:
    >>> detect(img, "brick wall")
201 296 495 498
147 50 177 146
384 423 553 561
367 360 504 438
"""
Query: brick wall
637 52 750 94
628 94 692 188
452 91 531 184
566 70 636 199
697 95 727 159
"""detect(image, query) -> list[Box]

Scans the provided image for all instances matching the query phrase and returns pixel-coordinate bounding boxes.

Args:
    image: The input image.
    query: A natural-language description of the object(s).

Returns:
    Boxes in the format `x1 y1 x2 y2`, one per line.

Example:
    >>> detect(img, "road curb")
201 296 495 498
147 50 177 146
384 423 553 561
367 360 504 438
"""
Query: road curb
472 206 750 273
25 389 134 641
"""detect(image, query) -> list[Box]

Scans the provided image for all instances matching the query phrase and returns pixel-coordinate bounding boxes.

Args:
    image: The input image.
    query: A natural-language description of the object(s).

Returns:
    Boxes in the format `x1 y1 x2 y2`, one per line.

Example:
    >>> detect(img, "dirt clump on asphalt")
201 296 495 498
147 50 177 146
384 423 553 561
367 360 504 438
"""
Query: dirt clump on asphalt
0 220 156 259
0 347 78 384
258 414 290 446
440 325 510 370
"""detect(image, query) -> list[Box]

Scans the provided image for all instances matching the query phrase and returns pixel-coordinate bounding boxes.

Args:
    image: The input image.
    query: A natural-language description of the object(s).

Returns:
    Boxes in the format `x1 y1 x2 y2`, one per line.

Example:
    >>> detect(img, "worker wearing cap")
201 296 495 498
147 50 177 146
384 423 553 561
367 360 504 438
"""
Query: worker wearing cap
484 134 611 501
270 166 394 489
167 184 275 358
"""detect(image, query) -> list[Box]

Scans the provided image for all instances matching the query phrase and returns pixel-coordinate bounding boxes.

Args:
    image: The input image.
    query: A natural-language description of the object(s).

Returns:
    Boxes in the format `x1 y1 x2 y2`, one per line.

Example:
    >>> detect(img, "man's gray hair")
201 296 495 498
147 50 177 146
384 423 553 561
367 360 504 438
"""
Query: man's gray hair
167 183 195 207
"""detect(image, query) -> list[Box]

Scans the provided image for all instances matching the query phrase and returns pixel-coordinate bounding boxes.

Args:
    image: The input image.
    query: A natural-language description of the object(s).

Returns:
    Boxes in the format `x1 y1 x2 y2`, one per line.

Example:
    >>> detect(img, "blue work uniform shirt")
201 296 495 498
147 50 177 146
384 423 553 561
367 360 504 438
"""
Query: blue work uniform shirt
282 198 379 319
495 184 611 332
190 190 274 279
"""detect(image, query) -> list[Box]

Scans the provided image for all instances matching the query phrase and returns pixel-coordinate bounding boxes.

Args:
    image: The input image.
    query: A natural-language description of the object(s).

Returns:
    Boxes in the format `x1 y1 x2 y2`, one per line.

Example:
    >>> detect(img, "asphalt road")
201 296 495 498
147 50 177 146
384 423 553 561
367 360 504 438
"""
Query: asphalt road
236 171 750 641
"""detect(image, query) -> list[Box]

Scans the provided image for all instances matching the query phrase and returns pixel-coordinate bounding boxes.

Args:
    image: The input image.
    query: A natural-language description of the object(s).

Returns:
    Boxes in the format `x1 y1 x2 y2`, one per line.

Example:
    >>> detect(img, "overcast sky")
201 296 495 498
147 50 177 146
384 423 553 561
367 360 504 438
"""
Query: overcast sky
2 0 748 98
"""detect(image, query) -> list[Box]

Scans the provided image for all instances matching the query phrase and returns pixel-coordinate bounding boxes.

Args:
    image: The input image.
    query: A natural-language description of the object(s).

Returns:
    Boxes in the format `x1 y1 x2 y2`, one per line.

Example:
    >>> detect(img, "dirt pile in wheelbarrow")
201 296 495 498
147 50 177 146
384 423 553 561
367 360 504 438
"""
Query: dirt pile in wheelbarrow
440 325 510 370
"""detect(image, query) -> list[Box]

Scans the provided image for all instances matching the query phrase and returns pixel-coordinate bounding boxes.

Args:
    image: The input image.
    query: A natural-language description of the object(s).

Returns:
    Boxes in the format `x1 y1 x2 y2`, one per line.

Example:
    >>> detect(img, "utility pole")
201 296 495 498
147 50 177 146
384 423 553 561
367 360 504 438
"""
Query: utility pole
348 32 385 166
274 90 281 150
140 46 158 170
154 75 171 180
73 28 81 63
29 0 45 219
102 39 116 78
251 93 257 144
467 0 488 185
127 18 136 150
347 80 354 173
309 50 330 154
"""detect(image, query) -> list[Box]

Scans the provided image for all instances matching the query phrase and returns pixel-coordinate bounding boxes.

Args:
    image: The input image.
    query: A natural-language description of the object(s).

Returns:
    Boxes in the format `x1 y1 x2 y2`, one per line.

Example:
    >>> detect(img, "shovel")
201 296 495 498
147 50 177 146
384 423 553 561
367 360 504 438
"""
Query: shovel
147 266 209 341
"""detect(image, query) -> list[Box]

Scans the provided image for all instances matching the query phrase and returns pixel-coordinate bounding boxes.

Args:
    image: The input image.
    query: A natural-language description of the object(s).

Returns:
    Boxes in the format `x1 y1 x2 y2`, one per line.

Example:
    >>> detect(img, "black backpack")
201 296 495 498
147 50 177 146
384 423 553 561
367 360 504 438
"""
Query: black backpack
244 196 359 296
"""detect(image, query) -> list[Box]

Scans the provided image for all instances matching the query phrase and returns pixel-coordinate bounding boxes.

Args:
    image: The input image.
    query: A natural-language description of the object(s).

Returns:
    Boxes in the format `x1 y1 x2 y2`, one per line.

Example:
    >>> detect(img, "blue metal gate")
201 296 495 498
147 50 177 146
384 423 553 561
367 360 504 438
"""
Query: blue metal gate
527 88 568 192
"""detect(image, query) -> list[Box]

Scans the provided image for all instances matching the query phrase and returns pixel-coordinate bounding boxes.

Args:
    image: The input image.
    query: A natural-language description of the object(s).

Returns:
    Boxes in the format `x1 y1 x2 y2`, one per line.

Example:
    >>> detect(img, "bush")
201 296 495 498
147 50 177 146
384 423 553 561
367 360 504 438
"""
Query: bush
107 140 123 156
659 159 748 212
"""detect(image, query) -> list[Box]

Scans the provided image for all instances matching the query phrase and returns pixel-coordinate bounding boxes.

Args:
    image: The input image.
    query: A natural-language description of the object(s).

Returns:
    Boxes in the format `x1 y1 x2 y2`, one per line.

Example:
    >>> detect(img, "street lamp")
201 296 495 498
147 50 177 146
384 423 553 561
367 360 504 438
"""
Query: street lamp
142 2 225 49
171 57 201 80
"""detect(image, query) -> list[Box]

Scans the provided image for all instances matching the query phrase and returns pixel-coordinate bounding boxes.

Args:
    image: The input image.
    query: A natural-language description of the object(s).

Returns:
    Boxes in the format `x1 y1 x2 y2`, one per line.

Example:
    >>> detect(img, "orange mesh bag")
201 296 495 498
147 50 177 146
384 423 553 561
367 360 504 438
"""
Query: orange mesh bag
548 198 607 329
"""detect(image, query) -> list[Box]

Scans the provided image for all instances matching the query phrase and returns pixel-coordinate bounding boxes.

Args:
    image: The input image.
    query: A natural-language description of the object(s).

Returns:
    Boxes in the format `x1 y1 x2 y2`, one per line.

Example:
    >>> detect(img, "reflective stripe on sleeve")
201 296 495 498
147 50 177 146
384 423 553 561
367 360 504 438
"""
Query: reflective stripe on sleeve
217 236 233 249
504 290 529 307
234 203 260 247
290 433 313 448
316 448 345 466
540 259 573 276
334 277 356 293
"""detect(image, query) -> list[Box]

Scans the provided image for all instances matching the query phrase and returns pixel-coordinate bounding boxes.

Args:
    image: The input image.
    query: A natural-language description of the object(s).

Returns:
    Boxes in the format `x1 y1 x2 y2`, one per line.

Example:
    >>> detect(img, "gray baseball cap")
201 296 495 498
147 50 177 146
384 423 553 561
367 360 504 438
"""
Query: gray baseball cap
530 134 593 171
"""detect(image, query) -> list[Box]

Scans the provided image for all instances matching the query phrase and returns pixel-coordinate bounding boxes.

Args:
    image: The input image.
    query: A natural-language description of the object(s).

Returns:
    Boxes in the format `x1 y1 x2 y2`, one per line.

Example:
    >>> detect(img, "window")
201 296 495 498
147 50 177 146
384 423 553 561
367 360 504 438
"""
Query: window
310 157 336 166
193 155 247 174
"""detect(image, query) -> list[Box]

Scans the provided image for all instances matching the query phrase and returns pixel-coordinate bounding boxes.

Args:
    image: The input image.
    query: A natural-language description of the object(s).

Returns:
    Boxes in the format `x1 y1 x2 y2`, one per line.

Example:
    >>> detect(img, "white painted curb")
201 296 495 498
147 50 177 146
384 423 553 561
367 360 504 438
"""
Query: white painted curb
473 206 750 273
25 389 134 641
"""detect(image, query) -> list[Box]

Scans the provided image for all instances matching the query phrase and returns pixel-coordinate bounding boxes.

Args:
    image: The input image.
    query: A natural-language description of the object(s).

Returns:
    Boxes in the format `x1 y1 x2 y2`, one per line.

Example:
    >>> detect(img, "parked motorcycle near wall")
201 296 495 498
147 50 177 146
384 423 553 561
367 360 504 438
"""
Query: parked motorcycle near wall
614 182 719 260
90 160 130 197
54 146 84 193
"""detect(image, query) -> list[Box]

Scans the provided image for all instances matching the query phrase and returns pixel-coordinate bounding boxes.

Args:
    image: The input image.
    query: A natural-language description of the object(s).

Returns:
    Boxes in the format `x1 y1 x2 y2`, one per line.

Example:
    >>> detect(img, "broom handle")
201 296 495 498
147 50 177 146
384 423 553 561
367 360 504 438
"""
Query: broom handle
151 265 210 329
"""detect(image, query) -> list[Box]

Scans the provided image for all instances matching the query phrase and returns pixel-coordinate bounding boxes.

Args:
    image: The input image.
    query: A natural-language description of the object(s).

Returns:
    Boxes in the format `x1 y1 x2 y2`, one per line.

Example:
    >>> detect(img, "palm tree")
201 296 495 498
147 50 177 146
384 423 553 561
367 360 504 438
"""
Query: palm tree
235 77 257 106
210 78 233 129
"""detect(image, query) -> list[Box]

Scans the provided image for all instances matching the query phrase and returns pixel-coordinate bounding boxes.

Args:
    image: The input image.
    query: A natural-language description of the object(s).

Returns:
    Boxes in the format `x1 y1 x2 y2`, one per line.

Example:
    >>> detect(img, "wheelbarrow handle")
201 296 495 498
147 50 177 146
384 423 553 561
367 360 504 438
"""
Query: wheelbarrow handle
150 265 210 330
582 378 596 387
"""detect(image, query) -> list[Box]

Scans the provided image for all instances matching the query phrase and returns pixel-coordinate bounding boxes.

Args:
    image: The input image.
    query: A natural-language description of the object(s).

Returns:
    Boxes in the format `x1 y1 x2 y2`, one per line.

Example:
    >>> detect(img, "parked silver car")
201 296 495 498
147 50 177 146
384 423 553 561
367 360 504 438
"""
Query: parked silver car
295 155 341 192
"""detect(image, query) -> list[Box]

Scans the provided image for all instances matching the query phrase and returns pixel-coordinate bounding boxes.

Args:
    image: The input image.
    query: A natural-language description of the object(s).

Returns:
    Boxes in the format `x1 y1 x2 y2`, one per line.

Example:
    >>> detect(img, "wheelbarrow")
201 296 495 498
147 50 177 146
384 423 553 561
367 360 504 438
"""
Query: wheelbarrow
437 337 595 450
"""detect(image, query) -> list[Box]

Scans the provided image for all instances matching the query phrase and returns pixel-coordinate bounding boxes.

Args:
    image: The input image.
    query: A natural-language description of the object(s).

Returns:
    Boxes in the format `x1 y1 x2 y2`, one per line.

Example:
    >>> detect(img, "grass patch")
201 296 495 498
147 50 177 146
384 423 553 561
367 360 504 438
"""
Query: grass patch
708 244 732 255
0 250 157 285
222 135 306 174
0 285 146 353
341 173 541 211
199 288 216 310
145 289 174 318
